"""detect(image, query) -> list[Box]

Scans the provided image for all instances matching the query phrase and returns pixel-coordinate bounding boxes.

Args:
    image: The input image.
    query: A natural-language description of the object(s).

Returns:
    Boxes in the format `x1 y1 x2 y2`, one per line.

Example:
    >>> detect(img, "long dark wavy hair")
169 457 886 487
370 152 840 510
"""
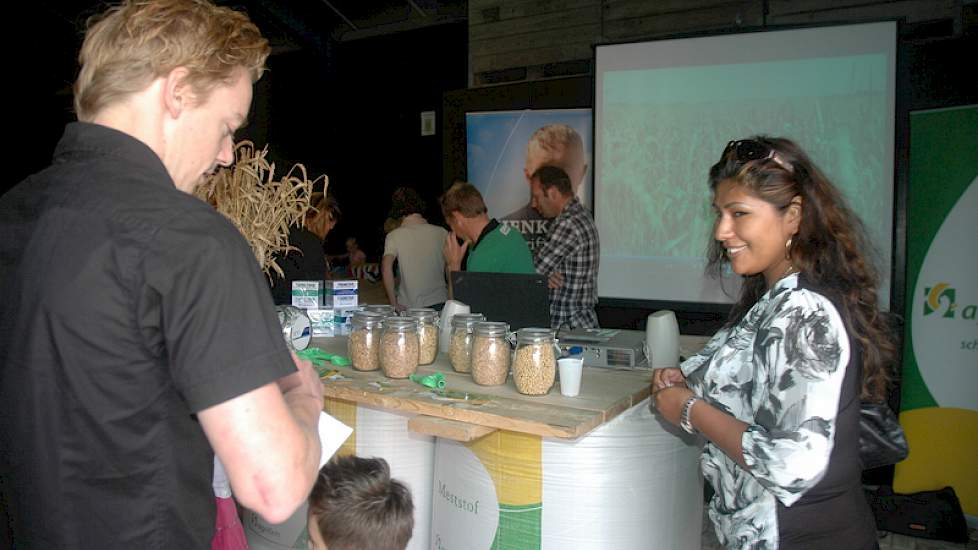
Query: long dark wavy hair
706 136 895 401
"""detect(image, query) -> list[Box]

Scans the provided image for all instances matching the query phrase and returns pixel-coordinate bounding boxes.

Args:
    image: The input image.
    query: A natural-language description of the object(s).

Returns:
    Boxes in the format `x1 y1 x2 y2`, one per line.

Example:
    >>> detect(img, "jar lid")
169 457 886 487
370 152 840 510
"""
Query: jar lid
474 321 509 337
364 304 396 315
351 310 384 328
451 313 486 328
383 316 418 332
516 327 555 344
405 308 438 323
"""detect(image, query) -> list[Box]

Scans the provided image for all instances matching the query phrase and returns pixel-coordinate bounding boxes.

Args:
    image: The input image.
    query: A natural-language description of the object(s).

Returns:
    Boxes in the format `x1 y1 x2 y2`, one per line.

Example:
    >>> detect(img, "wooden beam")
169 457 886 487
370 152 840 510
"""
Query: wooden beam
408 415 497 441
471 43 594 74
603 1 763 41
470 22 597 56
469 6 599 41
470 0 601 26
768 0 960 25
604 0 755 20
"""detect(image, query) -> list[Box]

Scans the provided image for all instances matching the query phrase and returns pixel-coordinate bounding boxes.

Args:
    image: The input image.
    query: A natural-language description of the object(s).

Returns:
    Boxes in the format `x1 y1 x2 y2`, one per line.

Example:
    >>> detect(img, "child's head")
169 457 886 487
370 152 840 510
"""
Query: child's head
307 456 414 550
345 237 358 252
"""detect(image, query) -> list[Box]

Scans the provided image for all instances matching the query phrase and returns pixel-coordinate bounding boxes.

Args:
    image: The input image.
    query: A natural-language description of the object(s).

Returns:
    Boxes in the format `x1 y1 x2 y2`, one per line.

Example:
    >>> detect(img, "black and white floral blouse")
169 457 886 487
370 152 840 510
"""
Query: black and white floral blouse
681 273 874 549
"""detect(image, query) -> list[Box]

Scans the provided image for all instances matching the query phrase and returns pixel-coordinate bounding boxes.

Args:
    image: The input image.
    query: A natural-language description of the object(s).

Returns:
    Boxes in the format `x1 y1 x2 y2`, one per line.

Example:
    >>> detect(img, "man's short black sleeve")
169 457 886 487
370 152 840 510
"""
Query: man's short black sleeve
142 203 294 412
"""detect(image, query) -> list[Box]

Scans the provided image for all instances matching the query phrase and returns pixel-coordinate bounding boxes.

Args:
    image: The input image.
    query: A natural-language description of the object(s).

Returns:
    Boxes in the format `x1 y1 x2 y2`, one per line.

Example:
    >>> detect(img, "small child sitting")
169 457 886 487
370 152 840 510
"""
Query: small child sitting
346 237 380 282
307 456 414 550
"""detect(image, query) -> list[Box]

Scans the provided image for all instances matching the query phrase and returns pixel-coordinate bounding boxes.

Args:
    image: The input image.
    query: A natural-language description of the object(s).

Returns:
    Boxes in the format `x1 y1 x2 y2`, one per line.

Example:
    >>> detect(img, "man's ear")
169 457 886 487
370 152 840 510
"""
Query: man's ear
162 67 192 119
450 211 469 238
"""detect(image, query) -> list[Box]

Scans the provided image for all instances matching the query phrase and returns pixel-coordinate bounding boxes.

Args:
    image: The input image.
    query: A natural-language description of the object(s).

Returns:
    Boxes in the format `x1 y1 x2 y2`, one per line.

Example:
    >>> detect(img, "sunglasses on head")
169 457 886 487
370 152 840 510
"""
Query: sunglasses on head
723 139 792 172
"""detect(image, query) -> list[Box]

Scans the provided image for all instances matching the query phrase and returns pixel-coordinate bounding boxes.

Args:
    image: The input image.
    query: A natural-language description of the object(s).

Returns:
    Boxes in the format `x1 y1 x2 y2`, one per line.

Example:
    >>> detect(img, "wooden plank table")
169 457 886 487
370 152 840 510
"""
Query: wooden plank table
310 334 710 441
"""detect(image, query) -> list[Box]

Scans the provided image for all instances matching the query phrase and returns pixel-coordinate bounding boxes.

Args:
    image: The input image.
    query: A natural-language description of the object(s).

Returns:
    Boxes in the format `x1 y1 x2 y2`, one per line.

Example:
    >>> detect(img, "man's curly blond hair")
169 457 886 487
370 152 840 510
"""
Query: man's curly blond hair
74 0 270 121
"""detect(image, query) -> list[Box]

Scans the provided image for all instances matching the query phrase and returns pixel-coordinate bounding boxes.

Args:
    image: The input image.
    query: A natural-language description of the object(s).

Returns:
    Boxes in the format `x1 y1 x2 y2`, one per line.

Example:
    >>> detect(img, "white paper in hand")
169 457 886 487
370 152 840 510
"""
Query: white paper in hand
318 411 353 468
212 456 232 498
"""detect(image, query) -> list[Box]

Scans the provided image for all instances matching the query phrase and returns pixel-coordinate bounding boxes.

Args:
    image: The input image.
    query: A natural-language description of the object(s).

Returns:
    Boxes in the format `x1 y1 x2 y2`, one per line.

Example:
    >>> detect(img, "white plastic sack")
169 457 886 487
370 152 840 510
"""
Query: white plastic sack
431 398 703 549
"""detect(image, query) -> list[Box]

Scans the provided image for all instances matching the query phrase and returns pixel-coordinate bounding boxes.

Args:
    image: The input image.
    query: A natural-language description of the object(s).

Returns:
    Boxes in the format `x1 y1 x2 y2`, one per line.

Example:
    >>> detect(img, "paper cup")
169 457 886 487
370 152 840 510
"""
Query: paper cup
558 357 584 397
438 300 470 354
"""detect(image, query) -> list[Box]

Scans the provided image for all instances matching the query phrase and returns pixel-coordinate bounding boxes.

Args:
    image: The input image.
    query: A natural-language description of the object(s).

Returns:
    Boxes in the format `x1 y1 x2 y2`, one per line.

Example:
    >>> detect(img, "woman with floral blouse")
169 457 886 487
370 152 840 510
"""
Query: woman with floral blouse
653 137 895 549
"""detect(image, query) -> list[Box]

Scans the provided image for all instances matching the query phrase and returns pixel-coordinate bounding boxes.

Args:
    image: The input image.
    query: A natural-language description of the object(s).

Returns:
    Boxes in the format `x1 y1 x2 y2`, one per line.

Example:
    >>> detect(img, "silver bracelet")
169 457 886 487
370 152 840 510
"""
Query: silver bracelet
680 395 699 434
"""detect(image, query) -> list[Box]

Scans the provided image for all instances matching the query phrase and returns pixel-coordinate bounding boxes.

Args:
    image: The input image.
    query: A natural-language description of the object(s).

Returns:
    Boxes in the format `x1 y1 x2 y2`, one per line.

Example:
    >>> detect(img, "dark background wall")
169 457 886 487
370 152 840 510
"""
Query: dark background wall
258 22 469 259
7 2 467 263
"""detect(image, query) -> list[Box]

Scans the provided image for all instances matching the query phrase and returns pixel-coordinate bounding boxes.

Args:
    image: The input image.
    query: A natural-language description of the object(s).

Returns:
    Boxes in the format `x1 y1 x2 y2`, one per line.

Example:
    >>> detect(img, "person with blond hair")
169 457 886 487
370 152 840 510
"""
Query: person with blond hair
270 193 340 304
440 181 534 275
502 124 590 250
0 1 323 548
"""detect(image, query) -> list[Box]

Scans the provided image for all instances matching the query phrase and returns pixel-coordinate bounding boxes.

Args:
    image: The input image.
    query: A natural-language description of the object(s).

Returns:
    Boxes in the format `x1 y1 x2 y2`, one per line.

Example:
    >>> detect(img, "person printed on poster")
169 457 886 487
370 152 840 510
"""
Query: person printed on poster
500 124 589 251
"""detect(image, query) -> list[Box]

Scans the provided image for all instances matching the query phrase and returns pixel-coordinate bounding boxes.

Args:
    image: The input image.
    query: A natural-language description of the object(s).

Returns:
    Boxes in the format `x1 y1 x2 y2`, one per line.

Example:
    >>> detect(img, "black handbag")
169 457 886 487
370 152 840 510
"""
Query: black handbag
859 401 909 470
865 485 970 543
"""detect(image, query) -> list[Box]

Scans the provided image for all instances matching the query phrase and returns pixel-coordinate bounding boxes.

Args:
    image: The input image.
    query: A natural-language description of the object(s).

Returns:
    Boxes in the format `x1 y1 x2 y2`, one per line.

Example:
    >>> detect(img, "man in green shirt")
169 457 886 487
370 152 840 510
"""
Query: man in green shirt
441 182 535 275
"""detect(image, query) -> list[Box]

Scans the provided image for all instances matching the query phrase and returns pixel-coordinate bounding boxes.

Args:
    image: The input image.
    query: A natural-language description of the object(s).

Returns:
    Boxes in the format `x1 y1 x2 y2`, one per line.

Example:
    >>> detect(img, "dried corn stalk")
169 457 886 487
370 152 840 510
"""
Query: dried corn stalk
194 140 329 279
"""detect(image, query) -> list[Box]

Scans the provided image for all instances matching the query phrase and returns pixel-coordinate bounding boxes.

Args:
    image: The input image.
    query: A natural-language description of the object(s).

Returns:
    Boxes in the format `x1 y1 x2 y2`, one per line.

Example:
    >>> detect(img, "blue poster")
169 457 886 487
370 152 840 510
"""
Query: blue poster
466 109 592 251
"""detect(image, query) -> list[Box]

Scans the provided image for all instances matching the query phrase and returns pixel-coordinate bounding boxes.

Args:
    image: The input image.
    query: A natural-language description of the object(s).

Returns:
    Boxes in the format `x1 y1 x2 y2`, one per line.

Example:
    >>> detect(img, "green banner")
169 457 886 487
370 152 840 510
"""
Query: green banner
901 105 978 412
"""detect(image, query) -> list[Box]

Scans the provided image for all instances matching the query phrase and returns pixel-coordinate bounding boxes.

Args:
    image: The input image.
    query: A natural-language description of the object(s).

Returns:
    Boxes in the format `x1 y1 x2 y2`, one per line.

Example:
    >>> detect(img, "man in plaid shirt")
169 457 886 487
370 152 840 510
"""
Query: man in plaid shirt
529 166 600 329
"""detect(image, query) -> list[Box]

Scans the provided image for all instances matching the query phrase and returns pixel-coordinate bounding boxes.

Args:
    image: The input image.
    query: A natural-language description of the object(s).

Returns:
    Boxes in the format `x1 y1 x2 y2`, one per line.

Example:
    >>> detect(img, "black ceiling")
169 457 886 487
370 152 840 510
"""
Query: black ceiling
11 0 466 103
25 0 466 48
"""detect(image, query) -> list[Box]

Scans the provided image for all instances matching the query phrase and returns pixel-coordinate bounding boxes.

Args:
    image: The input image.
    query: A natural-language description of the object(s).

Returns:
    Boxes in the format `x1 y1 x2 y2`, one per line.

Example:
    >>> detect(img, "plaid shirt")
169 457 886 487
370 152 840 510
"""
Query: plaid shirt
533 198 599 329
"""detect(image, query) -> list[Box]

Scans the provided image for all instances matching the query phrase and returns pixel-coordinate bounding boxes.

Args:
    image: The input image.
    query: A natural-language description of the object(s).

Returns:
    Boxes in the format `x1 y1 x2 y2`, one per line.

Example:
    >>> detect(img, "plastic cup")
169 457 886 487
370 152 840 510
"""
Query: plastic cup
558 357 584 397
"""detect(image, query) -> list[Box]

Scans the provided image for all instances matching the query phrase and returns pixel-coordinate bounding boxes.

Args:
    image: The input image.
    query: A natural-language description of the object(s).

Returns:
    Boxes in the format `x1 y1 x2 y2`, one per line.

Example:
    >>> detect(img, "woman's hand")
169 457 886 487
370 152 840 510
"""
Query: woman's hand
652 367 686 391
652 386 694 426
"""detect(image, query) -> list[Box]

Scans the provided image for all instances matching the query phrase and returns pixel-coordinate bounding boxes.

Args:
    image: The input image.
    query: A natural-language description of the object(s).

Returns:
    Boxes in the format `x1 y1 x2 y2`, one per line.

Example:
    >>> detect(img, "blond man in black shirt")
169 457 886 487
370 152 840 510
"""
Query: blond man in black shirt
0 2 323 548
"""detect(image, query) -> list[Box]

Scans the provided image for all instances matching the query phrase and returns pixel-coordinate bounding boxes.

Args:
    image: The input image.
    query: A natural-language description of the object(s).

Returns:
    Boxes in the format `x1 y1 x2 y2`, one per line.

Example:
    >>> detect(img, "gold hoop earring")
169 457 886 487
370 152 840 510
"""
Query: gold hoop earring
785 237 793 259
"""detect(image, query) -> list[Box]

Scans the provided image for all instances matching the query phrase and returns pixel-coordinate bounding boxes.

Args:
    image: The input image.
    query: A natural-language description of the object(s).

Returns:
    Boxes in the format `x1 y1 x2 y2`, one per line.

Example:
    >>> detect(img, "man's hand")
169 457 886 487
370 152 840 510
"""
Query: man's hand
547 272 564 289
443 232 468 273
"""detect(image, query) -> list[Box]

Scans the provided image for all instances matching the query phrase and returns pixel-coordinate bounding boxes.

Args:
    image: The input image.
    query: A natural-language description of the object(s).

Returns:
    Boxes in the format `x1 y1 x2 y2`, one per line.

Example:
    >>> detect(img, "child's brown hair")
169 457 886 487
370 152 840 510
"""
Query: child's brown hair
309 456 414 550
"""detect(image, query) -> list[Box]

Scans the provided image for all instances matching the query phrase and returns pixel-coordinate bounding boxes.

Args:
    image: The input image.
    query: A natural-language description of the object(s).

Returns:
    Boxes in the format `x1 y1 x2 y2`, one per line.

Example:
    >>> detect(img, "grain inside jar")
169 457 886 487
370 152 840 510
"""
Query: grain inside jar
448 313 485 373
471 321 510 386
512 328 557 395
406 308 439 365
349 311 384 371
379 316 419 378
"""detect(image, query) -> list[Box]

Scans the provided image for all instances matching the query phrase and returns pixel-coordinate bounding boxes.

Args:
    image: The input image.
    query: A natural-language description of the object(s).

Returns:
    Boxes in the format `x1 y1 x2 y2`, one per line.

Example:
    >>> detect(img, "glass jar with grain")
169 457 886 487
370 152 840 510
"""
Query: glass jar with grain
448 313 486 373
471 321 511 386
405 308 439 365
348 311 384 371
512 328 558 395
379 316 419 378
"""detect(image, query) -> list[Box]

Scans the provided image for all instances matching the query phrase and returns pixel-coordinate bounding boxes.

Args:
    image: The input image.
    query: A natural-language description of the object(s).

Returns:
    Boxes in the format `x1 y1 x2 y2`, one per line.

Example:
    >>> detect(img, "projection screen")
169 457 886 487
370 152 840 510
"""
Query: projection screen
595 22 896 307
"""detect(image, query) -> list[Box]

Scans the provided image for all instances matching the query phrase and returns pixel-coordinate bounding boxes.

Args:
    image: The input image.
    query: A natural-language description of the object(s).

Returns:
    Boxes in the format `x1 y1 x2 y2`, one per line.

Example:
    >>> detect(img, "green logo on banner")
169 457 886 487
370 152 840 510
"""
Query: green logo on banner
923 282 977 322
924 283 956 317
